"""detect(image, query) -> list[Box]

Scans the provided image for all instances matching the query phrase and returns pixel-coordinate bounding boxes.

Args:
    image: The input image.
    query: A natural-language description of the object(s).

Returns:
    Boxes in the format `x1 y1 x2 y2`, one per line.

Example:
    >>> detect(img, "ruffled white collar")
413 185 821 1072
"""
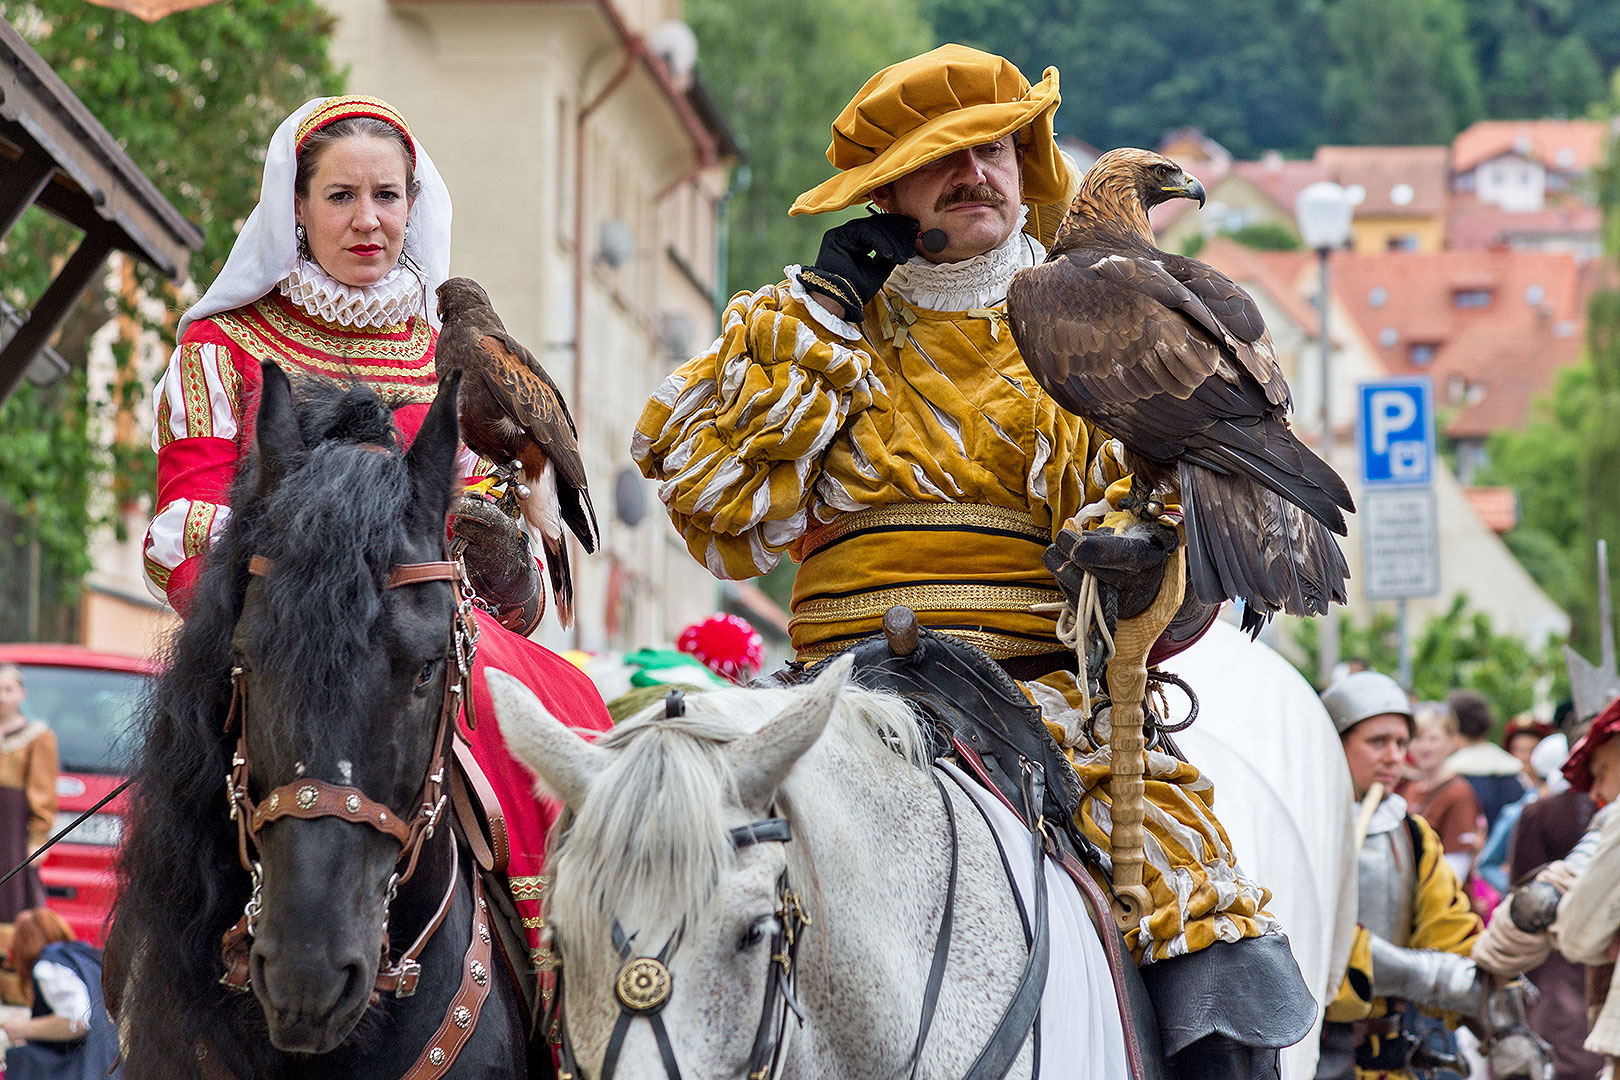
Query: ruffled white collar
279 261 425 329
886 207 1042 312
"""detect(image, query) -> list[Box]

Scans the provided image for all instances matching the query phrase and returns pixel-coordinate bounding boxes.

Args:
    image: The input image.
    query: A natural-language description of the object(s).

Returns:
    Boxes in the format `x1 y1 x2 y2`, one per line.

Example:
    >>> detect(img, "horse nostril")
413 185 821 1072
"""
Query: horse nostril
335 958 371 1016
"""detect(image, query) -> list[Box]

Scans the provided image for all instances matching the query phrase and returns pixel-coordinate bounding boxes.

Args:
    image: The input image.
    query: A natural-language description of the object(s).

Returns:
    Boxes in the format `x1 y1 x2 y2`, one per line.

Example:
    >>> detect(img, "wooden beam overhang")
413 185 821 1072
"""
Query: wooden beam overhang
0 17 204 403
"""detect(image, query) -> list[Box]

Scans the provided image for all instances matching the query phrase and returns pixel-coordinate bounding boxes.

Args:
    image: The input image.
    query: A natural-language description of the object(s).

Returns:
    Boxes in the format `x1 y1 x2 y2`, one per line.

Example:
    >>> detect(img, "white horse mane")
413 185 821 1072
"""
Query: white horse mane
544 681 930 986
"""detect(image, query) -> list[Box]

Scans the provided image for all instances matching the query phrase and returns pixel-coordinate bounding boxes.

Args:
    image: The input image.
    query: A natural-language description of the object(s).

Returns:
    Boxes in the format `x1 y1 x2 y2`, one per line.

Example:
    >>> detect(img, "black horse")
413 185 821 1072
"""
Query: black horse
109 366 525 1079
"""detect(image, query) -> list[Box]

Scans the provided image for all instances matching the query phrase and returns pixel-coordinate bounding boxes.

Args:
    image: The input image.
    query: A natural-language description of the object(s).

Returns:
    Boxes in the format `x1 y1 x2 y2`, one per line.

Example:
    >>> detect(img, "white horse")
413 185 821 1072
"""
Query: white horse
488 656 1135 1080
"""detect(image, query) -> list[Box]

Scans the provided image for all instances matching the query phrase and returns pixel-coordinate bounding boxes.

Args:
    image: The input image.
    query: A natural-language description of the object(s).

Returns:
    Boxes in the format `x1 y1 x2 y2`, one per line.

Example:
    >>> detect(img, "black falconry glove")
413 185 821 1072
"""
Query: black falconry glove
796 212 919 323
1044 520 1181 638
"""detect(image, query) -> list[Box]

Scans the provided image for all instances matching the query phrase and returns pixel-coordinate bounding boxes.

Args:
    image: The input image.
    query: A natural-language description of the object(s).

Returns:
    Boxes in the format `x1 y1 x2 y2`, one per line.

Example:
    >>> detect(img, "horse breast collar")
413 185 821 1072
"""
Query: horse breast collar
219 552 479 1010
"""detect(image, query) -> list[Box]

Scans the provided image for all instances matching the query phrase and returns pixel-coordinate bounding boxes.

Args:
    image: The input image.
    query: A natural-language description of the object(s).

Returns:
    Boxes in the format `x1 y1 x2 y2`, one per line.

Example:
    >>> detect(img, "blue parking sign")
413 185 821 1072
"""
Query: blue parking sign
1358 378 1435 487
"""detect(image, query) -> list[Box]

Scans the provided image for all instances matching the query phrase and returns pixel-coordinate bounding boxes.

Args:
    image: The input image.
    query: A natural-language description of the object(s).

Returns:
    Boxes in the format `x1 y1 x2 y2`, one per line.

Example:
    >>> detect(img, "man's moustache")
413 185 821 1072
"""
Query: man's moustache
936 185 1006 211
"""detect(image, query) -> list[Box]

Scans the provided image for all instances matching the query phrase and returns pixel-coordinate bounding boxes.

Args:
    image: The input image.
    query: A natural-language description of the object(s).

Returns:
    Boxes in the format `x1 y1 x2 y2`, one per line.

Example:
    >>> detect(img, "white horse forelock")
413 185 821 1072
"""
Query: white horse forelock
544 680 929 990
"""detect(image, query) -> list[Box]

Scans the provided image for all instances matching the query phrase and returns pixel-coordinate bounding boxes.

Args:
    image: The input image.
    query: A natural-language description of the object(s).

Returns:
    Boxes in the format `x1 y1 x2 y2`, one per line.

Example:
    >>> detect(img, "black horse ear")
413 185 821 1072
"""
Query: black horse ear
253 363 304 497
405 371 462 539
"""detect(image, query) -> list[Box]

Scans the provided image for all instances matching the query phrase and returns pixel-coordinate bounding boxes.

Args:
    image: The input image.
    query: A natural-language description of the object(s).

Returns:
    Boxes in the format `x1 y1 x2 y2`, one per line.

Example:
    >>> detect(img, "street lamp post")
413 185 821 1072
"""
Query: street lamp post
1295 181 1354 687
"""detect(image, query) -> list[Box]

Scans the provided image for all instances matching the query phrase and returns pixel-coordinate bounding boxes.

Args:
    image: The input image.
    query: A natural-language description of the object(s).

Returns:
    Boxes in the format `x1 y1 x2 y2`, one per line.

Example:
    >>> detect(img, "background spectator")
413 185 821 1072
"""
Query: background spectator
1445 689 1529 833
2 907 120 1079
1398 702 1485 883
0 666 56 924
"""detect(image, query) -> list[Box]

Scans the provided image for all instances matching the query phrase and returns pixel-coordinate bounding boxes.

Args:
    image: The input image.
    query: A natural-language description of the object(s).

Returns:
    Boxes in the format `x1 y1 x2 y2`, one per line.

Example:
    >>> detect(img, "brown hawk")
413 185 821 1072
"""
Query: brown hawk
436 277 598 628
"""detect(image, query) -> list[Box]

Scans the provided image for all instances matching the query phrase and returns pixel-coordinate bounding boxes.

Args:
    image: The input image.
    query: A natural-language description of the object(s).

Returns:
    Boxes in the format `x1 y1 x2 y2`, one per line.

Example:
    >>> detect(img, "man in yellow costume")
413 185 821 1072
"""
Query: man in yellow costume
1319 671 1551 1079
636 44 1313 1078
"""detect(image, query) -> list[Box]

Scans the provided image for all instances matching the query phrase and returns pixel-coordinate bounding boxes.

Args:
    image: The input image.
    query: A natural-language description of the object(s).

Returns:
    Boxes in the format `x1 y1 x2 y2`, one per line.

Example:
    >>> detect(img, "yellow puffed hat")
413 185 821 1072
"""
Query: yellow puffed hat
790 44 1077 245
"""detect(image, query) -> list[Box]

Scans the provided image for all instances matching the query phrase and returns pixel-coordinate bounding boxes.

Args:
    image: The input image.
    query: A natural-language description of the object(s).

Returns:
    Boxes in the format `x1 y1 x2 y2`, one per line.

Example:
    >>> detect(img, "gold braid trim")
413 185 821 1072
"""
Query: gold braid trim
791 582 1061 625
797 627 1061 663
799 502 1049 560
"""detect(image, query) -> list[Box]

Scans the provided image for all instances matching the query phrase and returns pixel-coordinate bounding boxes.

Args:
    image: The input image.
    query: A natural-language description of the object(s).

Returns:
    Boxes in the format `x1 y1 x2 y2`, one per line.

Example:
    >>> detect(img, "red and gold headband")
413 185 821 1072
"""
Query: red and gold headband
295 95 415 165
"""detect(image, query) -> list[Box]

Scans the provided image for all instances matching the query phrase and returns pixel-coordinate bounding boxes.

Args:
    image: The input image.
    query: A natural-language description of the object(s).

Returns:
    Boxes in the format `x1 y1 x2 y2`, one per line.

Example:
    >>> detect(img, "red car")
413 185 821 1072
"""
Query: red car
0 644 152 946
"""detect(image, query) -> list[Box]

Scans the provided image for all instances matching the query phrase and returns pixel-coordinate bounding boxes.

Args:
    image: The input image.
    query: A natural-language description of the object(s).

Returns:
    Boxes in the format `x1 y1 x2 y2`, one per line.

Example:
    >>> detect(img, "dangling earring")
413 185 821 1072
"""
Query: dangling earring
296 224 311 261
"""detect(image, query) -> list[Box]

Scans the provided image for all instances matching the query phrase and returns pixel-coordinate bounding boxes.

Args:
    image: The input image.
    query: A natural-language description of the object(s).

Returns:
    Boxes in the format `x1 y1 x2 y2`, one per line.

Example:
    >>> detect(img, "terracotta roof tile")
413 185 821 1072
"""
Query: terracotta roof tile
1453 119 1609 175
1327 249 1589 435
1464 487 1519 532
1313 145 1451 217
1446 197 1601 251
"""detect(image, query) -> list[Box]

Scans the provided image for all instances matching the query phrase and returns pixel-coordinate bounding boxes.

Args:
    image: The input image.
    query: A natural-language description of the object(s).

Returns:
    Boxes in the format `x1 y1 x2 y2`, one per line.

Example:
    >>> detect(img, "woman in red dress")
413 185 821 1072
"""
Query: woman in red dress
142 95 609 966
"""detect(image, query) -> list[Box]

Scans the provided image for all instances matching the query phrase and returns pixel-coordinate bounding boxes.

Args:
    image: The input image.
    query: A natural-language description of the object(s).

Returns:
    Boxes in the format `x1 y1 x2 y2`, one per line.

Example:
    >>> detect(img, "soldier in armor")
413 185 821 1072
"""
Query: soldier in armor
1318 671 1550 1080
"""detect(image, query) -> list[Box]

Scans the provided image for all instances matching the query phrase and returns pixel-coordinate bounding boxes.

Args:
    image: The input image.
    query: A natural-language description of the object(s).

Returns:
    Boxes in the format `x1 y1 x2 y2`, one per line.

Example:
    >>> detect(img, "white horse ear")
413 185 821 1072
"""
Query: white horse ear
726 654 852 813
486 668 608 809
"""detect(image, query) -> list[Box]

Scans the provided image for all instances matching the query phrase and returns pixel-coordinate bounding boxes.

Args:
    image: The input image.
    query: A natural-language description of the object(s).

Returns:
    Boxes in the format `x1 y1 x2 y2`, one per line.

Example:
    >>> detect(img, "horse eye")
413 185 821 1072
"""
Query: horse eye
415 660 438 689
738 921 769 952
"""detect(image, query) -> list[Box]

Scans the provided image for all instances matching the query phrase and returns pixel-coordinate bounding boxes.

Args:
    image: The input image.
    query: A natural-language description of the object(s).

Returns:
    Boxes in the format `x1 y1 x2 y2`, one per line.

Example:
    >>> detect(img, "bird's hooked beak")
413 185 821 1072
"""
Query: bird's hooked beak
1163 171 1206 208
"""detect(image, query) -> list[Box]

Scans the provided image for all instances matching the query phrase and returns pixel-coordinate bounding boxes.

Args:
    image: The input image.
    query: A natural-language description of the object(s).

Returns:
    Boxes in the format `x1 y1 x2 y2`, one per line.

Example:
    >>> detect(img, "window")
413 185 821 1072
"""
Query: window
1409 343 1437 366
1453 289 1492 309
1386 234 1419 252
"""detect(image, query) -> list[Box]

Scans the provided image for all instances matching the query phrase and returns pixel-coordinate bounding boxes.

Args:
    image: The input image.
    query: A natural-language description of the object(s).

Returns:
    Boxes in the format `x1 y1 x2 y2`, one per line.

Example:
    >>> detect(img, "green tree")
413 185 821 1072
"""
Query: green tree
1584 73 1620 660
920 0 1326 157
687 0 931 297
1476 363 1598 647
1293 597 1566 722
0 1 340 639
1465 0 1606 118
1322 0 1482 144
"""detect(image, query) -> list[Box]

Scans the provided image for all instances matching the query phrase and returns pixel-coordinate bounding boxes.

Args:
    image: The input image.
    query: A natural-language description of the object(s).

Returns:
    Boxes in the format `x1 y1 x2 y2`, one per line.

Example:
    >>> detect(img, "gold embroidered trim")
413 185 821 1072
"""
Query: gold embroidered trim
179 342 216 439
800 502 1048 560
182 501 217 560
143 553 172 590
520 915 546 930
508 874 547 900
797 626 1060 663
211 299 435 391
791 582 1061 625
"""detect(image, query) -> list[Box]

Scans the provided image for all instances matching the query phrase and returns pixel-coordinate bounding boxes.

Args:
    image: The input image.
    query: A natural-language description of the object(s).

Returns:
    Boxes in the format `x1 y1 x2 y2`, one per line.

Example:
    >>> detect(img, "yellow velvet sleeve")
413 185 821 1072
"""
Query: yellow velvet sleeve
632 283 886 580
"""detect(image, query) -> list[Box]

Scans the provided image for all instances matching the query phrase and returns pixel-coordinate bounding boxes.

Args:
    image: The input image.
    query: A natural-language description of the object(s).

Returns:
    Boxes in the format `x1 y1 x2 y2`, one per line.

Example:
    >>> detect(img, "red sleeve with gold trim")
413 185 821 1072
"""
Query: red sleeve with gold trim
143 319 260 615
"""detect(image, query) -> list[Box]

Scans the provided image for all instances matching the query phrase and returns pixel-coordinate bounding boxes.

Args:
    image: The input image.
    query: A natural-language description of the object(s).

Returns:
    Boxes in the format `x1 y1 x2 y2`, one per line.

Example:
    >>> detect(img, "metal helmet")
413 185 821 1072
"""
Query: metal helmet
1321 671 1413 735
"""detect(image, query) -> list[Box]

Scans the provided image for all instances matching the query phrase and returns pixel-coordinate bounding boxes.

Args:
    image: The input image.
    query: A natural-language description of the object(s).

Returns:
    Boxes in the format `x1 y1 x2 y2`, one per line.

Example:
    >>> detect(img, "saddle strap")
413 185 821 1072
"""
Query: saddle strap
957 765 1049 1080
951 739 1160 1080
907 771 962 1080
450 739 510 874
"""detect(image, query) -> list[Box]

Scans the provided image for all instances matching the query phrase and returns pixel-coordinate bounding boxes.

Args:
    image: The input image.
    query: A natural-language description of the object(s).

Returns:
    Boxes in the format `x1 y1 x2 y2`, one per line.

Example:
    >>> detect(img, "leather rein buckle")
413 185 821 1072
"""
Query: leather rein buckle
219 553 473 1002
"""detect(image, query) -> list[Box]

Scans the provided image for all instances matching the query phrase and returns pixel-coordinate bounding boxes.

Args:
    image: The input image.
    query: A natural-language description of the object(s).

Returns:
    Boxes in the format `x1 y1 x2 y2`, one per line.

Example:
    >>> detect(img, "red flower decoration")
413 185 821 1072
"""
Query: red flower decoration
677 613 765 683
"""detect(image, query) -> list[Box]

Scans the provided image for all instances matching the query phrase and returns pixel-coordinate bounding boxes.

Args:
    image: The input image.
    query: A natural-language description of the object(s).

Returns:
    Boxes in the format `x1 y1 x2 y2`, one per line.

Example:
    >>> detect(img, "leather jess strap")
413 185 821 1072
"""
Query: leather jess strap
249 555 458 589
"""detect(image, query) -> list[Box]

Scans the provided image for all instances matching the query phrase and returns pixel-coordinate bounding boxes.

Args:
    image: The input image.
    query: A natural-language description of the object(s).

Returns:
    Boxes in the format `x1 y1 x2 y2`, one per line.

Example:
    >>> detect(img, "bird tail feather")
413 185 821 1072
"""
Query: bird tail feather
1180 460 1349 632
1194 418 1354 534
521 459 574 628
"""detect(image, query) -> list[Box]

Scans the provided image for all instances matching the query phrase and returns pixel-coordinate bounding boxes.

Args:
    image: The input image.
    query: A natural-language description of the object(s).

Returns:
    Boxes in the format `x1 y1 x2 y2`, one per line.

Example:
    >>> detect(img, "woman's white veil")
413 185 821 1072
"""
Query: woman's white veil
175 97 453 340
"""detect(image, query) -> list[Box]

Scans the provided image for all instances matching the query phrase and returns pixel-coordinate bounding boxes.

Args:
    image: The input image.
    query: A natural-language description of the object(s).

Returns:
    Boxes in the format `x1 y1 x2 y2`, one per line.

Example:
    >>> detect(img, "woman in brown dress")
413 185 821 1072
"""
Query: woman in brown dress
0 665 57 923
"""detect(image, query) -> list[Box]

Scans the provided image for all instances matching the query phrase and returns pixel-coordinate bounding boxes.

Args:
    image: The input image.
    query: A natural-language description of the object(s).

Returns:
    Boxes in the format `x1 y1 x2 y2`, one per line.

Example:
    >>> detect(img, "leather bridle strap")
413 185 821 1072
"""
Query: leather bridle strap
598 926 681 1080
248 554 459 589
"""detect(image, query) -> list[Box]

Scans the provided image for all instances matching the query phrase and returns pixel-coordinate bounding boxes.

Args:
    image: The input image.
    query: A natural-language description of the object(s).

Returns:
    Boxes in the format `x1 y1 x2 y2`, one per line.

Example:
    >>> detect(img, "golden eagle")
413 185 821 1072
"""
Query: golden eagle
1008 147 1352 630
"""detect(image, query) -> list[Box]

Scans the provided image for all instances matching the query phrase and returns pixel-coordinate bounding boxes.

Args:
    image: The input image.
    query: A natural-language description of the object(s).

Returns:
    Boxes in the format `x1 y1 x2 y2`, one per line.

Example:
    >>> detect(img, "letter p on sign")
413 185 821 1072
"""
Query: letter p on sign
1368 390 1417 455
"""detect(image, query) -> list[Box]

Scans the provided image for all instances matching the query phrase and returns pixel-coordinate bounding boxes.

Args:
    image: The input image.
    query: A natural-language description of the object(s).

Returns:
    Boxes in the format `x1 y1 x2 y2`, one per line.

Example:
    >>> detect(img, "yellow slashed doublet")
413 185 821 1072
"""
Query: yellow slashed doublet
634 236 1276 962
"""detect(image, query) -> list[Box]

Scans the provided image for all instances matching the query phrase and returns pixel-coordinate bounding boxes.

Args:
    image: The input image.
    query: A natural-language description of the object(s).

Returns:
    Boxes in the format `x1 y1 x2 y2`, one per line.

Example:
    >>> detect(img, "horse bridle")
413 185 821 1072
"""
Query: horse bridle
544 691 1050 1080
218 551 480 1002
548 693 813 1080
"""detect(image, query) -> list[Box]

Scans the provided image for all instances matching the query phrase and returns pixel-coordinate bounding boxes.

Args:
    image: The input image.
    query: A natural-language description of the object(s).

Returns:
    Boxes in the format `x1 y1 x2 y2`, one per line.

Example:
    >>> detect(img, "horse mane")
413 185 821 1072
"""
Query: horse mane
110 380 417 1078
545 681 929 988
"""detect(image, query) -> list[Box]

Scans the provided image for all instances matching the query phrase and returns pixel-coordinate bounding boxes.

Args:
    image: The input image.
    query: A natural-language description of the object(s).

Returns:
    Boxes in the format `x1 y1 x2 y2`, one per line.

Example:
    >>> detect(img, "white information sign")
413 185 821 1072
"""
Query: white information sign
1362 487 1441 600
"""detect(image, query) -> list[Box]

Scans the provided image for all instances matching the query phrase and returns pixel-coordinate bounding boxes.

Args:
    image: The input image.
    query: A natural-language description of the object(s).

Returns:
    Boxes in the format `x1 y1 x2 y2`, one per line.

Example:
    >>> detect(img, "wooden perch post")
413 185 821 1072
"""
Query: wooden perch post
1105 546 1185 931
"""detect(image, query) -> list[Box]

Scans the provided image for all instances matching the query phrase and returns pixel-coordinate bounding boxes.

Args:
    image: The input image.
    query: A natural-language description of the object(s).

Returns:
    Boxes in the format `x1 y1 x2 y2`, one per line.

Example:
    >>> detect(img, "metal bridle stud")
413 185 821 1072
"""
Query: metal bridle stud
615 956 673 1013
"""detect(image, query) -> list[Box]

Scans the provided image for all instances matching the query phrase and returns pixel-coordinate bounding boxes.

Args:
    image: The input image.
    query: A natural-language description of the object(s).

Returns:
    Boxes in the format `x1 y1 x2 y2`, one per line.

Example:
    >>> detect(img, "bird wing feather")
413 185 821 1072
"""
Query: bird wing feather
472 332 591 492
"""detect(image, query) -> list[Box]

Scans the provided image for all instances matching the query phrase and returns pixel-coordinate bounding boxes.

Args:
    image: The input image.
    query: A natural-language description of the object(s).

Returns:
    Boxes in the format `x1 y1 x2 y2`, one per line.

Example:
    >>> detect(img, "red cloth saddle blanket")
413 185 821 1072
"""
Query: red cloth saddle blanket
456 609 612 965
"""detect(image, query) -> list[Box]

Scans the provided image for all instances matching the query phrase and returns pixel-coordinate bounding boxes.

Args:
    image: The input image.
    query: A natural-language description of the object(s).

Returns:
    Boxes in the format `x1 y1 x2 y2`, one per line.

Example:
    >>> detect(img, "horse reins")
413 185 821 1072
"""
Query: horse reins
218 550 484 1019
